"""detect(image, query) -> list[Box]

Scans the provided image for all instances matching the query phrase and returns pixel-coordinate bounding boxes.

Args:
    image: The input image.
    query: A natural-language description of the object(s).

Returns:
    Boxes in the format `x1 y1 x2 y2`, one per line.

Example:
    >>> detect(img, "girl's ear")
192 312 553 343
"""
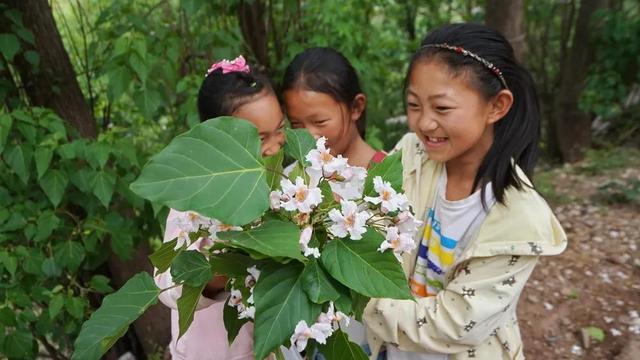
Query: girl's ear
487 89 514 125
350 93 367 122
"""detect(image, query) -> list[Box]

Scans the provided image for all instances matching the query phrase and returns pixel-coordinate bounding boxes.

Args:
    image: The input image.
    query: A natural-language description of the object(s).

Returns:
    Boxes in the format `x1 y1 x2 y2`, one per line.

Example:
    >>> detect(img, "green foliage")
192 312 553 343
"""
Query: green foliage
0 106 160 359
580 5 640 142
596 178 640 205
577 147 640 175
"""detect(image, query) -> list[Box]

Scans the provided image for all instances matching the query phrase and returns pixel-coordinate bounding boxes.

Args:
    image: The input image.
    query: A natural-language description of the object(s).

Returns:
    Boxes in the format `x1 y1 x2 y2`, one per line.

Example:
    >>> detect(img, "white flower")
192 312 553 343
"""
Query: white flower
378 226 416 261
280 177 323 213
328 200 370 240
207 219 242 240
299 226 320 258
309 322 333 344
245 265 260 288
170 211 211 249
329 165 367 200
228 288 242 307
317 302 350 330
305 137 348 176
269 190 283 210
238 306 255 319
290 321 314 352
290 320 335 352
364 177 409 213
396 211 423 236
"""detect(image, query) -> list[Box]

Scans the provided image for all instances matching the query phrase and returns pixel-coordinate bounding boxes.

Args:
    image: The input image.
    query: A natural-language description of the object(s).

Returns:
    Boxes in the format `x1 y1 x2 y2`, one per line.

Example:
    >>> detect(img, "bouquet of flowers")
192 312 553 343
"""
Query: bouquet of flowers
73 117 420 360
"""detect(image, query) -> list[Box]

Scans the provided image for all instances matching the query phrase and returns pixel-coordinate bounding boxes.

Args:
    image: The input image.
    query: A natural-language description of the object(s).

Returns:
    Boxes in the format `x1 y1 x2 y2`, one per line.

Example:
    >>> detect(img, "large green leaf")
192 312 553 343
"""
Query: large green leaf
0 33 20 61
4 144 32 184
130 117 269 226
32 215 54 242
149 238 180 273
91 170 115 208
85 142 111 169
3 329 37 359
253 263 321 360
54 241 85 272
363 151 403 196
107 67 131 101
223 301 249 346
34 146 54 180
133 88 161 119
177 283 207 340
217 219 305 261
283 128 316 165
72 272 160 360
321 229 412 300
301 259 340 304
39 169 68 207
171 250 212 287
317 329 368 360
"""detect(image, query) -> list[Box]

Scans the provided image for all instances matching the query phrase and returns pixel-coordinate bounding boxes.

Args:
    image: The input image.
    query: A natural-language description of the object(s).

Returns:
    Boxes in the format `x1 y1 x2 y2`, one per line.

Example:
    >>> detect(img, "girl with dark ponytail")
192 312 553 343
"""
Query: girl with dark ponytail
363 24 567 360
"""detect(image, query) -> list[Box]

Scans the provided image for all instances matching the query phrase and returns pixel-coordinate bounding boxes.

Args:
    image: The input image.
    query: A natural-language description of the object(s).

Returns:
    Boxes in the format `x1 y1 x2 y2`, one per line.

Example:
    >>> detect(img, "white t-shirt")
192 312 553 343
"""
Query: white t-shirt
387 170 495 360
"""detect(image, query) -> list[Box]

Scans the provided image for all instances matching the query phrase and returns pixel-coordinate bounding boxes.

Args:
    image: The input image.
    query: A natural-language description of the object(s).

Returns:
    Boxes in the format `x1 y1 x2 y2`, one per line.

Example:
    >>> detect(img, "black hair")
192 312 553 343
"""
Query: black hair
407 23 541 205
281 47 367 137
197 67 274 121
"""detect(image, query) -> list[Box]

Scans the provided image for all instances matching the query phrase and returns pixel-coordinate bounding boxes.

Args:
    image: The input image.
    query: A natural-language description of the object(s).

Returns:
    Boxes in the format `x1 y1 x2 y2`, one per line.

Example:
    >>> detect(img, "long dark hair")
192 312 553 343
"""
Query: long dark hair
197 66 273 121
281 47 367 137
407 23 540 205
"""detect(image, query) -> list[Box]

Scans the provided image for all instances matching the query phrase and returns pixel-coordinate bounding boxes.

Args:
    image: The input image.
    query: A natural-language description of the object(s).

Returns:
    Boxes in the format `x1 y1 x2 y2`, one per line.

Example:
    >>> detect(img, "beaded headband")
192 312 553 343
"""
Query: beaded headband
421 43 509 89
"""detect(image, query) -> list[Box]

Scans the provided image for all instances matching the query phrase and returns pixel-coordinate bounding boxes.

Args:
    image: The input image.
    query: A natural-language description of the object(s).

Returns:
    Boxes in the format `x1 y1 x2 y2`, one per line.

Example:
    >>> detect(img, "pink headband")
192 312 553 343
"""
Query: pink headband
206 55 250 76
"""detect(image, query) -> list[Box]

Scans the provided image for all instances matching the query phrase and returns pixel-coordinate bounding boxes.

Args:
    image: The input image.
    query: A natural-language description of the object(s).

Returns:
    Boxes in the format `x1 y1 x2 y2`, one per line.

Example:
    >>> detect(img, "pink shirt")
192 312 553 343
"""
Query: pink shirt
155 209 255 360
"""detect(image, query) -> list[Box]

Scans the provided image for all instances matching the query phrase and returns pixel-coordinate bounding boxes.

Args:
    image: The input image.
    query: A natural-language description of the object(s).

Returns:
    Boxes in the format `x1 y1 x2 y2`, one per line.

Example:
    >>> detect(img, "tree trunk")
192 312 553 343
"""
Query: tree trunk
4 0 171 356
485 0 526 62
237 0 269 70
3 0 97 138
552 0 607 162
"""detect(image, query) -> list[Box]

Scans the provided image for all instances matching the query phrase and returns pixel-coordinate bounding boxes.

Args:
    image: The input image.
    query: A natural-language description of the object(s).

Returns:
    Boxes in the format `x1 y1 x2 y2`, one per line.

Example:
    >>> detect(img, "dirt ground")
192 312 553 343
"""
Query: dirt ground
519 165 640 359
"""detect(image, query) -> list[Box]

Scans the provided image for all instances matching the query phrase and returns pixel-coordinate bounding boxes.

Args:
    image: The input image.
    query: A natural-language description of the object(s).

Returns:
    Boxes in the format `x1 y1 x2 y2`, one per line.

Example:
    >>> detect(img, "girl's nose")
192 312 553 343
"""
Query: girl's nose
419 115 439 133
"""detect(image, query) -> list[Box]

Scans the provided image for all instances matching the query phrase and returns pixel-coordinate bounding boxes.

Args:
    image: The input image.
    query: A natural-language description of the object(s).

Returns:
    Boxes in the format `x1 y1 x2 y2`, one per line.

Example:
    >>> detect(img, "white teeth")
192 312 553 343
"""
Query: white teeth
427 136 447 143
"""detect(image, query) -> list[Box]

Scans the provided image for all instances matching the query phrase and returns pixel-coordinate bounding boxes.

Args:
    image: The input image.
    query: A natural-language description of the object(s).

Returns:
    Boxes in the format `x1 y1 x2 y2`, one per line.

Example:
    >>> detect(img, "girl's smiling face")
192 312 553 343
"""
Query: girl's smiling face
283 89 363 156
406 59 511 166
232 90 285 157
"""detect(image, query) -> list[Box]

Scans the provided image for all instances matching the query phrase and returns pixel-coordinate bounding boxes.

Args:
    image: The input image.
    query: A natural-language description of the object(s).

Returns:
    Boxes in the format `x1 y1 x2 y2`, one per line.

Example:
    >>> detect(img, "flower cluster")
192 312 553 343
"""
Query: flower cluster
306 137 367 201
290 302 349 352
169 211 241 251
228 266 261 320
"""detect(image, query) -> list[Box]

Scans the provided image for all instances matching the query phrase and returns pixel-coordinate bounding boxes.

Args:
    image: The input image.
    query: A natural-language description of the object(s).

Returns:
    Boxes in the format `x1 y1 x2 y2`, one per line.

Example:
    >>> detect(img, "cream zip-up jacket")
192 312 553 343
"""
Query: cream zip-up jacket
363 133 567 359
